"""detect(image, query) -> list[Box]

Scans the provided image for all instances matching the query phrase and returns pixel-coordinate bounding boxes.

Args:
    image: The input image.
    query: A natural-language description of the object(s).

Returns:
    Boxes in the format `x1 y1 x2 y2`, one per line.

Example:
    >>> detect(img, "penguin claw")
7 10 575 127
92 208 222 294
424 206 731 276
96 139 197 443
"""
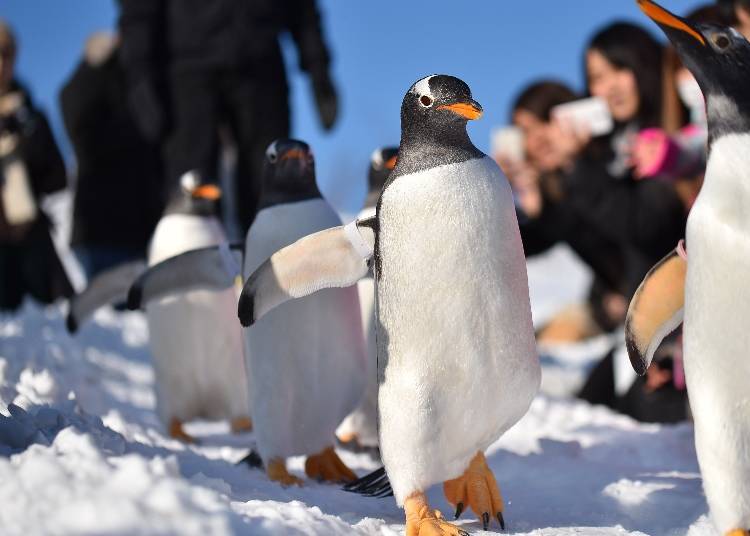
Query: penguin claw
404 492 469 536
443 451 506 531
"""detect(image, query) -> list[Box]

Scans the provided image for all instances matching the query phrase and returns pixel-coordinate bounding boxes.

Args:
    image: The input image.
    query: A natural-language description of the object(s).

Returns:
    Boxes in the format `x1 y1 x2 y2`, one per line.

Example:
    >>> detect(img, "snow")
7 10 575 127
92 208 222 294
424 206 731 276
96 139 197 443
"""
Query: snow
0 195 716 535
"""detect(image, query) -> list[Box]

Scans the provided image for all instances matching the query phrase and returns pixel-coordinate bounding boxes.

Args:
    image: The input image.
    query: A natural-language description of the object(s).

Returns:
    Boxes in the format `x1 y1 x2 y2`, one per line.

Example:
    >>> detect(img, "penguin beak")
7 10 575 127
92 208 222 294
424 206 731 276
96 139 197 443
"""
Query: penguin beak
385 155 397 170
280 148 312 169
192 184 222 200
637 0 706 47
438 99 483 121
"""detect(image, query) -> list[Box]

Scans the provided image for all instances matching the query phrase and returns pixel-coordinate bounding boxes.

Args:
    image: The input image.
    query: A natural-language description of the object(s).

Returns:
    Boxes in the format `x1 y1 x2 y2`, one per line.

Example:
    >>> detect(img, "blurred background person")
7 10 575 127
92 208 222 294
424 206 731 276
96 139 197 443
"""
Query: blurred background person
499 80 626 344
0 19 72 312
118 0 339 235
718 0 749 37
61 31 164 279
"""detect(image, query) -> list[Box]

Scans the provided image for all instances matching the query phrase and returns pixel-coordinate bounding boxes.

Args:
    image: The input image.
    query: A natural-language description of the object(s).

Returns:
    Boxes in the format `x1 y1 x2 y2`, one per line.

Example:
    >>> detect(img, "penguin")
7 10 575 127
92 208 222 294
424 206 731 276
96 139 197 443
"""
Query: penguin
336 146 398 452
238 76 540 535
239 138 366 485
140 171 251 442
626 2 750 535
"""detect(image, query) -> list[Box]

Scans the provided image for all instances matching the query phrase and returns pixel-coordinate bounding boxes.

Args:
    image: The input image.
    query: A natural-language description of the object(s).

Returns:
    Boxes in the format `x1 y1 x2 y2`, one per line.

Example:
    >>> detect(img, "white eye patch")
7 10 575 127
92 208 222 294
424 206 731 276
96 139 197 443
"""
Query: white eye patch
180 170 199 192
370 148 384 169
412 75 436 102
265 140 279 162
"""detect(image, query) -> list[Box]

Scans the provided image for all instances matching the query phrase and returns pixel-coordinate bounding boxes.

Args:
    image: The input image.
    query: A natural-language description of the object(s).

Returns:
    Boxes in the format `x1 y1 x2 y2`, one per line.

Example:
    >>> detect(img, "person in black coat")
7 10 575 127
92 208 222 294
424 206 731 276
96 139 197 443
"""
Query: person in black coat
61 32 164 278
0 20 72 311
118 0 338 233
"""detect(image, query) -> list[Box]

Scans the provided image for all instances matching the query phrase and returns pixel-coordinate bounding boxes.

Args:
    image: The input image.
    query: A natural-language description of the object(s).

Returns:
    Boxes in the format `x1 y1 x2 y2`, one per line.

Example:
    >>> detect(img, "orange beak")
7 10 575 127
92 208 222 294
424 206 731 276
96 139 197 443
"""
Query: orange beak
280 148 310 161
191 184 222 200
637 0 706 46
385 155 397 170
437 101 483 120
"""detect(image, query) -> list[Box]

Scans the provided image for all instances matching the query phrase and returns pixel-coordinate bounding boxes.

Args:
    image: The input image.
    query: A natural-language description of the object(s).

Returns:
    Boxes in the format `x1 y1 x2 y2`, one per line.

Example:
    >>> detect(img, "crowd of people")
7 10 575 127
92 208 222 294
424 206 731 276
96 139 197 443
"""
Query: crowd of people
0 0 747 427
498 0 750 422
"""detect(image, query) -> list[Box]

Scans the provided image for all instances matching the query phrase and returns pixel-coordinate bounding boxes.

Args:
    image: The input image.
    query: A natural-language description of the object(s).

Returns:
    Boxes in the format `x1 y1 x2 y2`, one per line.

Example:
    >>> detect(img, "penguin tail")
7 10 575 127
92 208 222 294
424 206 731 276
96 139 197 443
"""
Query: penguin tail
342 466 393 497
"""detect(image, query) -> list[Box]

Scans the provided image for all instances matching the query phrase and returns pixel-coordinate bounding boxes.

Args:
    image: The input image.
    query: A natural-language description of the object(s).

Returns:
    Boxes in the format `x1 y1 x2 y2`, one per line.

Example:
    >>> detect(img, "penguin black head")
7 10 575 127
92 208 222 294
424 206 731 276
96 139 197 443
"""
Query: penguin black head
164 170 222 216
365 146 398 207
638 0 750 141
392 75 484 178
258 139 321 211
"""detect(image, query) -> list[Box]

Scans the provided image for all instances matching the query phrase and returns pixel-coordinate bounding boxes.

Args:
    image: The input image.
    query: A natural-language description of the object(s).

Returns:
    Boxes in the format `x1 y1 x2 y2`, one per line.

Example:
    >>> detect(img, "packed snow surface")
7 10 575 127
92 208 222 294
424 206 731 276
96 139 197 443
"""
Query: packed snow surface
0 238 713 535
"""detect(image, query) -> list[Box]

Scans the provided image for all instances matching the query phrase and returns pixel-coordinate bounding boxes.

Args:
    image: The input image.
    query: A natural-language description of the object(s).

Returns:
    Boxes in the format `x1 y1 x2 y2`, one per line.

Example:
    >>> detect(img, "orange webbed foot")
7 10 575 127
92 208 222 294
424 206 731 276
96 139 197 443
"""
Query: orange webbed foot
230 416 253 433
267 458 304 487
168 418 197 444
305 446 357 483
443 451 505 531
405 492 469 536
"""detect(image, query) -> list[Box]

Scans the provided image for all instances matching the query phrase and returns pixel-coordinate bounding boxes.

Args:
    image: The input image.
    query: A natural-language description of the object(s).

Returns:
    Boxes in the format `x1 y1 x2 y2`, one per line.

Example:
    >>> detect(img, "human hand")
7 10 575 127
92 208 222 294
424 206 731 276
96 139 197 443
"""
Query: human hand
549 117 590 167
311 71 338 131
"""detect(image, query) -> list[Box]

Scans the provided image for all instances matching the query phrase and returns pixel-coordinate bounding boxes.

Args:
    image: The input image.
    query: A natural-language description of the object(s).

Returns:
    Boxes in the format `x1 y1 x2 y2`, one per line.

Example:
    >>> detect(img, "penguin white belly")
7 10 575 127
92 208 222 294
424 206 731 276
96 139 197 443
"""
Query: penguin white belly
683 135 750 532
147 214 249 424
377 156 540 504
243 199 366 461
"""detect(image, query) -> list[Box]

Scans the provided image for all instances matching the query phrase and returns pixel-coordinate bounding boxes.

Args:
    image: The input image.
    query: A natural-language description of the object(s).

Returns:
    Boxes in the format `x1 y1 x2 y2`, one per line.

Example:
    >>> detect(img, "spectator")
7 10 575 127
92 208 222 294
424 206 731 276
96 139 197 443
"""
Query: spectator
0 19 72 311
61 31 164 278
501 80 626 343
568 22 688 422
118 0 338 234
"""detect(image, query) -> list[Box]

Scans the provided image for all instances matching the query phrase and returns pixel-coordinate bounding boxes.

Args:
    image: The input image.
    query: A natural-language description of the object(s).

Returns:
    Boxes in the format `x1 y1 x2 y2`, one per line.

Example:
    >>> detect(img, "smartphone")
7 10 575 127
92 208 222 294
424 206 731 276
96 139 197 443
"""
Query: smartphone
551 96 613 137
491 126 525 162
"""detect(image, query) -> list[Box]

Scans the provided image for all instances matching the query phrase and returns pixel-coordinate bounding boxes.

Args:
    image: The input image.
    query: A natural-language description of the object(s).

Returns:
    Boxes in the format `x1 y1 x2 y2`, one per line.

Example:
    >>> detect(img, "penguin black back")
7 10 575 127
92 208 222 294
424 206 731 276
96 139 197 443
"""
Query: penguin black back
388 74 484 182
163 170 222 217
257 139 322 211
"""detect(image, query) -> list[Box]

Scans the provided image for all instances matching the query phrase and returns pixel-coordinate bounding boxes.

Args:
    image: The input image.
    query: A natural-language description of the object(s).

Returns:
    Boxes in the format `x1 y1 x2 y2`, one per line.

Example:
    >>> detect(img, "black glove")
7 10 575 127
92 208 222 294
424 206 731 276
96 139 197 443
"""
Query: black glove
311 70 338 131
128 76 167 143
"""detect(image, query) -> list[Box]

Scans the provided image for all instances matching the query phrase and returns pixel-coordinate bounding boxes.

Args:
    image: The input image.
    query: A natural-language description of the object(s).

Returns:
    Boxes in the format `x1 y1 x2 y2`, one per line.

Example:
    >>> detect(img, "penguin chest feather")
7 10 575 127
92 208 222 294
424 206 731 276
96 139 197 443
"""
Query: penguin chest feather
376 156 539 504
683 133 750 531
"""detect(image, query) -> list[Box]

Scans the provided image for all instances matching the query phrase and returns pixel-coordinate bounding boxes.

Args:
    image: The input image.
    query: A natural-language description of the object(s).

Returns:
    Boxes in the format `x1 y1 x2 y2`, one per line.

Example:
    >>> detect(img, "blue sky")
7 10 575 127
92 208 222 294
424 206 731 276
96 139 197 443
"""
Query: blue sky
4 0 701 215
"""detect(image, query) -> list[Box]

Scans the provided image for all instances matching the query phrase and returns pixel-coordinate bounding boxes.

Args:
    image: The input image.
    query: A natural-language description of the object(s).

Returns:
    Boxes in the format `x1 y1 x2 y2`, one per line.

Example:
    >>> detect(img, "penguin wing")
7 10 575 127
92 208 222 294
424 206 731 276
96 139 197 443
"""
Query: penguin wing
625 244 687 375
127 243 244 310
66 260 147 333
238 217 376 327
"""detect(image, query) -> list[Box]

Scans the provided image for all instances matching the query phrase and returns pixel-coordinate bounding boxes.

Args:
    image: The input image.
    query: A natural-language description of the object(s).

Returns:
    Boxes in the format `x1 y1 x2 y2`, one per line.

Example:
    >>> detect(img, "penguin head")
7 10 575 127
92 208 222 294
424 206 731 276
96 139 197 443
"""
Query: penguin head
638 0 750 139
164 170 221 216
401 75 483 135
366 146 398 207
259 139 321 208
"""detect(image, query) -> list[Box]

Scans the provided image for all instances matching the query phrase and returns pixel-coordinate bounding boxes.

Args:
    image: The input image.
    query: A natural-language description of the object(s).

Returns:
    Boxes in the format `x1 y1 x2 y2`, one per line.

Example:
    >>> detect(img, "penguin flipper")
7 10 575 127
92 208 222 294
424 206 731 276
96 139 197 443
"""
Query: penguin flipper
66 260 147 333
127 243 243 310
238 219 375 327
625 244 687 375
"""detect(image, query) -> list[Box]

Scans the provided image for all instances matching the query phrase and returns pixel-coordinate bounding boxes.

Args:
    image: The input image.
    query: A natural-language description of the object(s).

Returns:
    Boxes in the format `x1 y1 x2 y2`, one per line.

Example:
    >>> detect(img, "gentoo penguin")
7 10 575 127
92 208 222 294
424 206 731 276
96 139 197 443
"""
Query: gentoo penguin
140 171 251 442
242 139 366 485
627 2 750 535
336 146 398 452
238 76 540 534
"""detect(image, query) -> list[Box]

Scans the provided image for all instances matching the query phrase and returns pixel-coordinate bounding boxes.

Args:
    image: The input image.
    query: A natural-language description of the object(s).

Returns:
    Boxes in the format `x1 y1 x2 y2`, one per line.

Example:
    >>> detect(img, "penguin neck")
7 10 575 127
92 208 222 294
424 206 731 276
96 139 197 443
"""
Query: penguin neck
706 94 750 148
391 121 483 180
163 194 217 217
257 181 322 211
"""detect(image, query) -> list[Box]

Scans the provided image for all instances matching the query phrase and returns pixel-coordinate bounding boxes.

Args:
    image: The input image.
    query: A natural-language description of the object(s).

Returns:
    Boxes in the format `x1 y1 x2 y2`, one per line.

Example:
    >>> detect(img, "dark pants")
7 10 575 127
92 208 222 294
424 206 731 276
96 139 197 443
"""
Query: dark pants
164 69 290 234
0 219 73 311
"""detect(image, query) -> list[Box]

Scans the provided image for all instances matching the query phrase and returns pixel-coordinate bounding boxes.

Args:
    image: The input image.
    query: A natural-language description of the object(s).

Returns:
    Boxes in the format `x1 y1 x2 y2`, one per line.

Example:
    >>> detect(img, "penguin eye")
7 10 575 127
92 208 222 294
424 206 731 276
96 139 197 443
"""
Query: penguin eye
268 151 278 163
419 95 434 108
711 33 731 50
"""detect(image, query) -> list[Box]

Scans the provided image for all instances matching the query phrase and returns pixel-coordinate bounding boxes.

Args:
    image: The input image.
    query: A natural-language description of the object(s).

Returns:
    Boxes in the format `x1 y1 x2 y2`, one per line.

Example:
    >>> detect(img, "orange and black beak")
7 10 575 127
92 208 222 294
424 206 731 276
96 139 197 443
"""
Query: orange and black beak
280 147 312 169
384 155 397 170
637 0 705 47
438 99 483 121
191 184 222 201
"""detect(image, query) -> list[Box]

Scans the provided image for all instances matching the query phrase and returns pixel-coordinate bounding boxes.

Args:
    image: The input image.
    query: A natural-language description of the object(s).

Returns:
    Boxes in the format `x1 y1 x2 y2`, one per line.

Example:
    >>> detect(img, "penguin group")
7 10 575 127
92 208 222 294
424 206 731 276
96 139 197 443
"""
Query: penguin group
61 1 750 533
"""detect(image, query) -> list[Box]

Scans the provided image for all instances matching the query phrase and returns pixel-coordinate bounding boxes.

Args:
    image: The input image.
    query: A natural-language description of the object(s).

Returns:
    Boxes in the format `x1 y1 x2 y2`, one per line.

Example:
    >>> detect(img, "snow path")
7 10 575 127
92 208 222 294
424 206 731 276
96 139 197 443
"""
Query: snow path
0 299 714 536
